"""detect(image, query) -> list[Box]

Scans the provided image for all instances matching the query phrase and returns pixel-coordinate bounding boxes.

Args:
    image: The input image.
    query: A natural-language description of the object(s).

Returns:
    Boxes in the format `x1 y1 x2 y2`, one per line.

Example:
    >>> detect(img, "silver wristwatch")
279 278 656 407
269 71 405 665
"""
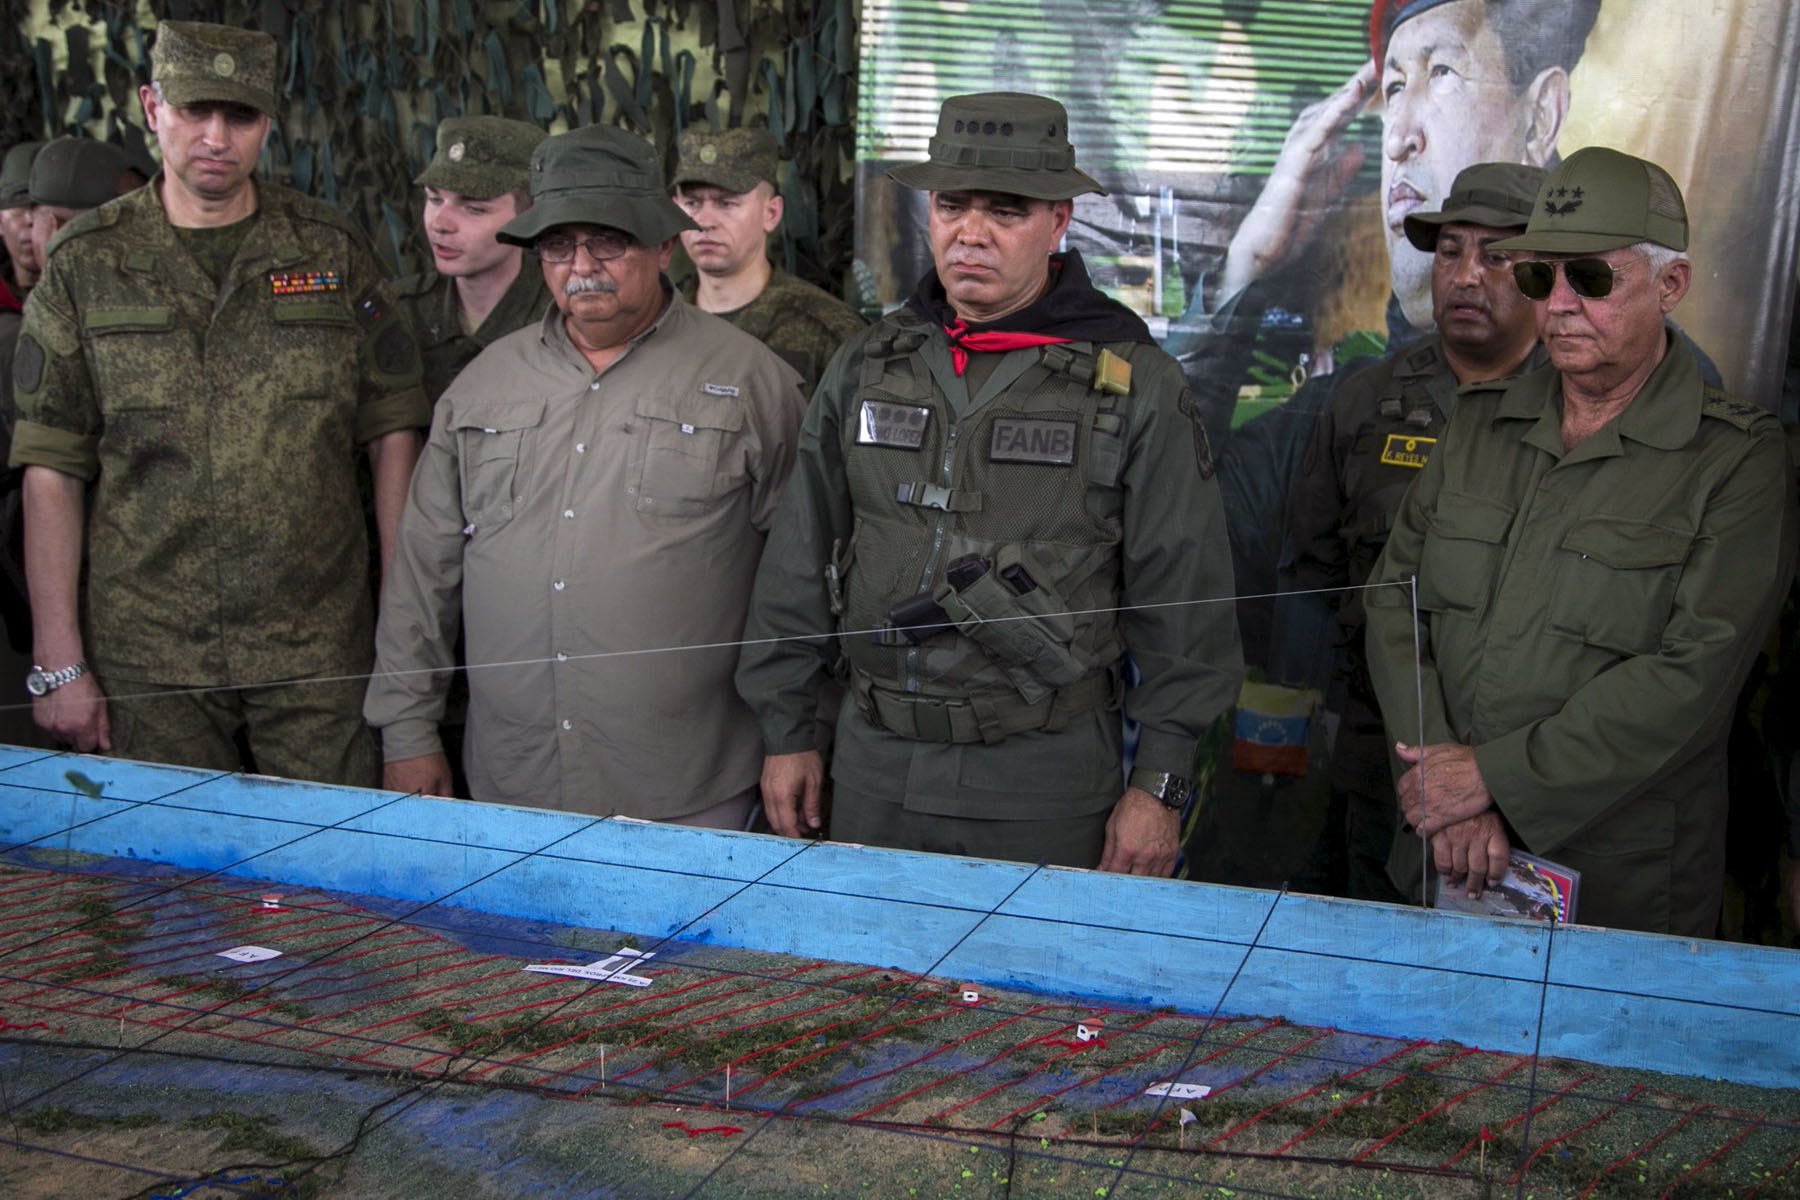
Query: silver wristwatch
26 660 88 697
1128 767 1192 811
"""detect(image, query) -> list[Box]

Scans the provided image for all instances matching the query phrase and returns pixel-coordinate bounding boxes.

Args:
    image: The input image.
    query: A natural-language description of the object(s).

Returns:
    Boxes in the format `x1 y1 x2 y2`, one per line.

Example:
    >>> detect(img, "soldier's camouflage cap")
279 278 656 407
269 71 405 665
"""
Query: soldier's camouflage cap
1492 147 1689 255
151 21 278 117
0 142 45 209
672 127 780 194
415 116 547 200
888 93 1105 201
497 125 697 248
1403 162 1546 252
28 137 139 210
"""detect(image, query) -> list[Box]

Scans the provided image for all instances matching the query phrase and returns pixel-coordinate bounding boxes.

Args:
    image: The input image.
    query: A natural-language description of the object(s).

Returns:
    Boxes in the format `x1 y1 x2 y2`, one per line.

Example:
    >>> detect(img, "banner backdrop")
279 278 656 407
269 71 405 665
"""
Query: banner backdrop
853 0 1800 667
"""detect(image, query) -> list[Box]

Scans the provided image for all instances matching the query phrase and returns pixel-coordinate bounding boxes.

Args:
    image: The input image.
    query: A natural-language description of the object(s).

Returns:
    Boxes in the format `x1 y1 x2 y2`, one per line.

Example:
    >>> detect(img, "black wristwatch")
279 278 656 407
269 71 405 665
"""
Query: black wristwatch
1129 767 1191 811
26 660 88 697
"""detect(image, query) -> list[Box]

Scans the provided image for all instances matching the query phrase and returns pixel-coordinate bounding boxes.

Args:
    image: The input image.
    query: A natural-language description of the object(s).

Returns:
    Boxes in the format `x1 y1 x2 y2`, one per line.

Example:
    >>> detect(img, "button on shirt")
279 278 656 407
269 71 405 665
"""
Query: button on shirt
365 289 806 818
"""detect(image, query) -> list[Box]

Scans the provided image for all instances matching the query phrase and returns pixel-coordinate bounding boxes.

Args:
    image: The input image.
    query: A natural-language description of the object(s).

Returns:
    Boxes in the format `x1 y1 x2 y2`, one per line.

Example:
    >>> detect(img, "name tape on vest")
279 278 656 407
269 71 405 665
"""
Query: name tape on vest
857 400 931 449
1379 433 1435 469
990 418 1077 465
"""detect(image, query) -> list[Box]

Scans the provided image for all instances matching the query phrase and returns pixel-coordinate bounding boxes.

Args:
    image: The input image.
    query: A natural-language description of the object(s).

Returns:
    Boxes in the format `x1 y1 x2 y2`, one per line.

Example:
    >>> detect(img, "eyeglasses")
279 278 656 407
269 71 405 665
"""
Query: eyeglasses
536 231 633 264
1512 257 1638 301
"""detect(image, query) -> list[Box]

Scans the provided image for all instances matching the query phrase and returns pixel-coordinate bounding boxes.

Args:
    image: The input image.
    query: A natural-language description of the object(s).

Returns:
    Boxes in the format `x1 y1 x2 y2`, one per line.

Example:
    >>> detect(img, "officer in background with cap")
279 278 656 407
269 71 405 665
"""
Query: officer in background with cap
365 126 805 825
736 92 1243 873
1279 161 1546 902
671 126 864 395
1 142 44 300
396 115 550 403
24 137 147 272
1365 147 1796 936
9 21 429 783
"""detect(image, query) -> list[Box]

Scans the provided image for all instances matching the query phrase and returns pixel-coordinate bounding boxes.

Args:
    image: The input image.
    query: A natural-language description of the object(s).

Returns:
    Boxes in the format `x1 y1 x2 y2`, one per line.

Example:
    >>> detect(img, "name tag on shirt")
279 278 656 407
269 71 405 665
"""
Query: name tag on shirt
990 418 1077 465
1379 433 1435 469
857 400 931 449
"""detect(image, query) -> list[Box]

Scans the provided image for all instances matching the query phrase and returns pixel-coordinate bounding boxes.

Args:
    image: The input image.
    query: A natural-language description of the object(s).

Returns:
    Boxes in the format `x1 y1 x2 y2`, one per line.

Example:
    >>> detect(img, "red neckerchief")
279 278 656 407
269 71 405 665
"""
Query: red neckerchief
941 319 1072 376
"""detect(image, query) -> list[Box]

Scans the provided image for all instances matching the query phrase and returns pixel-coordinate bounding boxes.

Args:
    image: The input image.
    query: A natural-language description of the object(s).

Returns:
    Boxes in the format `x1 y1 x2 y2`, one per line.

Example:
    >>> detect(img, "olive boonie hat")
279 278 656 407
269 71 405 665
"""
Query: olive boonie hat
672 127 780 194
1492 147 1689 255
887 92 1105 201
150 21 278 117
497 125 697 248
1403 162 1546 252
0 142 45 209
28 138 137 210
415 116 546 200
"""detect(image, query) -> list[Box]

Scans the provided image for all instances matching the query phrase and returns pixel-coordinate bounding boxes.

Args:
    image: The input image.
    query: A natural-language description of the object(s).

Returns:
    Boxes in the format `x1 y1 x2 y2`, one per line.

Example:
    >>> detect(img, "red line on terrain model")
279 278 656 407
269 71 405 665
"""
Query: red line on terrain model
847 1007 1095 1122
1660 1112 1766 1199
1491 1074 1628 1177
926 1010 1177 1126
1745 1136 1800 1198
1192 1031 1425 1150
1573 1103 1713 1197
1265 1046 1496 1156
1355 1057 1544 1162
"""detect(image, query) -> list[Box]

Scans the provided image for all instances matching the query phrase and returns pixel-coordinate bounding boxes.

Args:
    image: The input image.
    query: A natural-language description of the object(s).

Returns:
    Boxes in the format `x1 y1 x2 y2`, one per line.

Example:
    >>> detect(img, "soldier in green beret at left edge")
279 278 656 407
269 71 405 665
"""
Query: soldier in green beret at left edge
396 115 551 403
8 20 430 784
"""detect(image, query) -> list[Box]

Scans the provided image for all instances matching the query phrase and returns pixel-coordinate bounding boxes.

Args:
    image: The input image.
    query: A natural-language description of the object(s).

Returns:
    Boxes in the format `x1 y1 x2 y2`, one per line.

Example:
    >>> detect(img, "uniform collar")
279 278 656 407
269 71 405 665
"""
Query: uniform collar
1499 327 1703 457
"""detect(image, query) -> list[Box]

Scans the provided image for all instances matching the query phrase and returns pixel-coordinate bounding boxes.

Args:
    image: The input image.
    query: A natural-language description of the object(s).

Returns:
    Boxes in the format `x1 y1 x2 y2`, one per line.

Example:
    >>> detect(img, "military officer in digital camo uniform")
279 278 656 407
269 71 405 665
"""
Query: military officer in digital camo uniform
9 21 428 783
671 126 865 394
1280 161 1545 901
736 93 1243 873
1365 148 1796 936
396 116 550 403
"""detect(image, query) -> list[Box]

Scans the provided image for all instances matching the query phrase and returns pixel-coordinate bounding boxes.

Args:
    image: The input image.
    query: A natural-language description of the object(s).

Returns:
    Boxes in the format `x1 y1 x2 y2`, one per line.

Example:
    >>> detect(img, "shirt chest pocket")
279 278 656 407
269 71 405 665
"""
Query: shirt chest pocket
1548 516 1692 656
269 300 359 398
85 307 179 409
454 399 546 532
1416 491 1515 617
632 390 745 517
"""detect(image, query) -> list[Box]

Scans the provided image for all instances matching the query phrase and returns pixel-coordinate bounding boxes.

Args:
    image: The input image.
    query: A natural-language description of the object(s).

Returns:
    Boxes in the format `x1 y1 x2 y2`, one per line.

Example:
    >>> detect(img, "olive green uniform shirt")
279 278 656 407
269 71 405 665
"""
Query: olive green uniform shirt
395 263 551 403
1365 337 1797 936
736 317 1243 823
364 290 807 818
8 178 429 686
679 265 864 394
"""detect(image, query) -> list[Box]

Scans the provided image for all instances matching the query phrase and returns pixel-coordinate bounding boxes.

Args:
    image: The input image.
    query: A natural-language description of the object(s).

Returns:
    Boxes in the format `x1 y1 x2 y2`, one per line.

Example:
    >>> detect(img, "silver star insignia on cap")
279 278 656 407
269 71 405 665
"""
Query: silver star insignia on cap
213 52 236 77
698 145 718 164
448 142 466 162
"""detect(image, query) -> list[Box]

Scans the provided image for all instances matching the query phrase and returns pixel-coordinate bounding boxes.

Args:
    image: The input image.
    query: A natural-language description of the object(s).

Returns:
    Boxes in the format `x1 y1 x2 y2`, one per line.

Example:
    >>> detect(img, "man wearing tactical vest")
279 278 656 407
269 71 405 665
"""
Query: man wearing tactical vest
1279 161 1546 902
736 93 1243 873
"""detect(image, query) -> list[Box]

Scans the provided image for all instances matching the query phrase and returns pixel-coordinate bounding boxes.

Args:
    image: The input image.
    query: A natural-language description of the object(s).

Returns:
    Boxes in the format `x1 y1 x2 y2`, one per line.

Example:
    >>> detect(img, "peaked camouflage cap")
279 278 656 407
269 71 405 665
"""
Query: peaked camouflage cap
151 21 278 117
415 116 547 200
28 137 139 210
672 127 780 193
888 93 1105 201
1403 161 1547 251
0 142 45 209
1492 146 1689 255
497 125 697 248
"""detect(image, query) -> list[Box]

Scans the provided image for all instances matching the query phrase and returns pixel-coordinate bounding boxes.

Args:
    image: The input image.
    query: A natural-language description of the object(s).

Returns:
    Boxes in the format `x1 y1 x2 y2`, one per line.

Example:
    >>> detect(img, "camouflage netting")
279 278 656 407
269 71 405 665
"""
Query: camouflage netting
1 0 858 291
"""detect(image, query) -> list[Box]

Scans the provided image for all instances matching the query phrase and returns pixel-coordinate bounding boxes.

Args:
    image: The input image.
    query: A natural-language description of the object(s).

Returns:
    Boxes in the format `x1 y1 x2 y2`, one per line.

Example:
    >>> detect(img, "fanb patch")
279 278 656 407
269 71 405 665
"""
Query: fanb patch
856 399 930 449
269 270 343 296
12 333 45 395
989 418 1076 465
1379 433 1436 469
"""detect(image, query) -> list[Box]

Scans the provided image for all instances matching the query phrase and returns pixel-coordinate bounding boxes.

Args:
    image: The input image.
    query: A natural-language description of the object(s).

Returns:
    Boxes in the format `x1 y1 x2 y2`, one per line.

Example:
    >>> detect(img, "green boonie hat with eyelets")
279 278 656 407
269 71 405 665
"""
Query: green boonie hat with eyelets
887 92 1105 201
1491 147 1689 255
1402 162 1545 252
496 125 697 248
415 116 547 200
672 127 780 194
150 20 278 118
28 137 137 210
1 142 45 209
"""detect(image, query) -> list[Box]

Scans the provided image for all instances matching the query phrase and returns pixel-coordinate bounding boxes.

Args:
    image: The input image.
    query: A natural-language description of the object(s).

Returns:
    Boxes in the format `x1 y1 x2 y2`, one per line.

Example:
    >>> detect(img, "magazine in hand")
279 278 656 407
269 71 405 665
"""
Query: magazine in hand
1432 850 1580 924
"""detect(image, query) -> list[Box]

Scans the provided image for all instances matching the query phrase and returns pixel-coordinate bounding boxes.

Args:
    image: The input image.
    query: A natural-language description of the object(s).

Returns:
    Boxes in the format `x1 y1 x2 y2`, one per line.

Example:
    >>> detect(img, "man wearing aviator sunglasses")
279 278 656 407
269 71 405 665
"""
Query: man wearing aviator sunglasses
1364 147 1797 937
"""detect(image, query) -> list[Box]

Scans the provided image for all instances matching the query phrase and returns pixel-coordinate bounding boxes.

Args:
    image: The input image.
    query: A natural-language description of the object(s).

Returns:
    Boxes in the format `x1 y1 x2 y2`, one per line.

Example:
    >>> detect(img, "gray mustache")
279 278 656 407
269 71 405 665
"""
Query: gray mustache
565 277 619 295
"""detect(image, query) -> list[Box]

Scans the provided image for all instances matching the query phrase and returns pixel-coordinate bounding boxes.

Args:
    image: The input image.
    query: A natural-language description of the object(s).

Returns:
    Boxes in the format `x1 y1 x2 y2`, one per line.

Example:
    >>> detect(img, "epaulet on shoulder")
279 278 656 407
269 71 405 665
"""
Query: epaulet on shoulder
1700 387 1772 432
393 272 434 298
275 185 362 236
48 202 122 251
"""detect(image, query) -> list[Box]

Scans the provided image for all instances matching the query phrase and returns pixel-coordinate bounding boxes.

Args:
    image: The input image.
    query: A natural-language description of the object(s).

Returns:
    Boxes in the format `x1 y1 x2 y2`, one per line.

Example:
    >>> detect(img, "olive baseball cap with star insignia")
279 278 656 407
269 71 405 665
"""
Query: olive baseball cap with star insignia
672 127 781 194
414 116 547 200
1492 147 1689 255
1402 161 1546 252
150 21 279 117
0 142 45 209
888 92 1105 200
497 125 697 248
27 137 137 210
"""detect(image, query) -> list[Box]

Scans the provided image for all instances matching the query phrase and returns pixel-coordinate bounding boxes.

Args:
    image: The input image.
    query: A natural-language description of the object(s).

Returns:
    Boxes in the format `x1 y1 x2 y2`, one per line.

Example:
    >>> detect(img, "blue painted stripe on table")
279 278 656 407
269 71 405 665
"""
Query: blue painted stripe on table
0 749 1793 1091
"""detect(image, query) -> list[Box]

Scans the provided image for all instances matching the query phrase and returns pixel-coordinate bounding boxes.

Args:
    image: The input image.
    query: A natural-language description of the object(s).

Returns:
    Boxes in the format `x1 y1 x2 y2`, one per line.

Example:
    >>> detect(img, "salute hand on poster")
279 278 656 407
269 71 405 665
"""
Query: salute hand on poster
1218 60 1377 302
